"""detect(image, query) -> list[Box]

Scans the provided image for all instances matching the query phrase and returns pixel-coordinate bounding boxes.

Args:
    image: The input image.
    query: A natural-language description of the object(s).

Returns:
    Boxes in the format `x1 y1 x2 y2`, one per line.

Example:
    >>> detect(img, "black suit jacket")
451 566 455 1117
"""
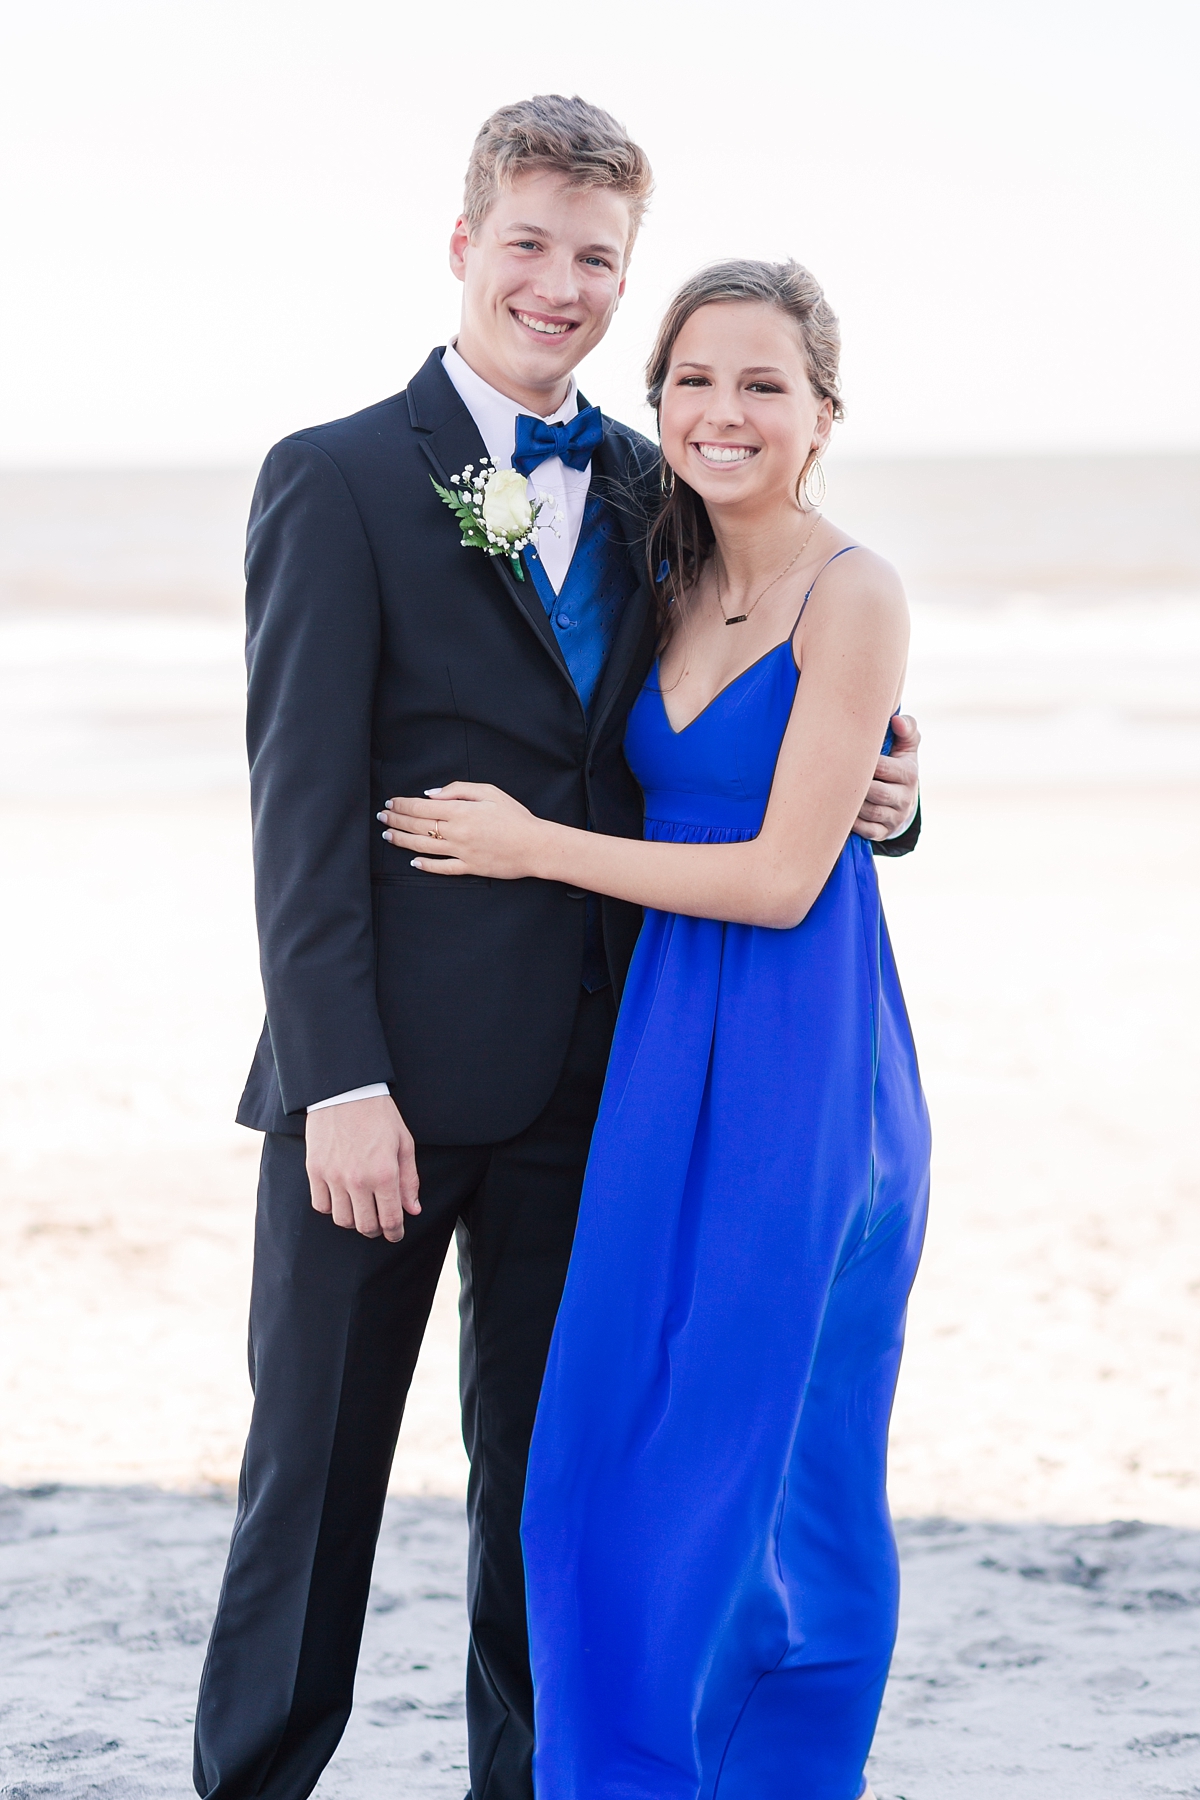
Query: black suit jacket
237 348 920 1145
237 349 661 1144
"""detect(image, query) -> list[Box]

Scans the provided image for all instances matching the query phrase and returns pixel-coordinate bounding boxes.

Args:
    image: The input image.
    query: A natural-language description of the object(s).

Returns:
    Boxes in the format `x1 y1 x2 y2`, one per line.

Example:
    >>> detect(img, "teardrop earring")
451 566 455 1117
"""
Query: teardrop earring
660 461 675 496
801 456 826 509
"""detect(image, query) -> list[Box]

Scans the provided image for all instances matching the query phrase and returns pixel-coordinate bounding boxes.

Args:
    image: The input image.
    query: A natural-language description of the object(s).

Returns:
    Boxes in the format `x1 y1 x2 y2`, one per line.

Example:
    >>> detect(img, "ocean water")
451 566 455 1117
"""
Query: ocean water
0 457 1197 795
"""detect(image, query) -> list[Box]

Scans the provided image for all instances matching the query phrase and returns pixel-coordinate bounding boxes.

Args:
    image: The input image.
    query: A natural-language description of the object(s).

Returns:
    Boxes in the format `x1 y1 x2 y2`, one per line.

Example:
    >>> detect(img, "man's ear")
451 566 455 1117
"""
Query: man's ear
449 215 470 284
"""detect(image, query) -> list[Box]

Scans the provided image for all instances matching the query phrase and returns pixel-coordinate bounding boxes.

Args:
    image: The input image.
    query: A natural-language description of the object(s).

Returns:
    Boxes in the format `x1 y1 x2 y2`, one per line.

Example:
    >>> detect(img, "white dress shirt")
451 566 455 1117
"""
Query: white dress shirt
309 345 593 1114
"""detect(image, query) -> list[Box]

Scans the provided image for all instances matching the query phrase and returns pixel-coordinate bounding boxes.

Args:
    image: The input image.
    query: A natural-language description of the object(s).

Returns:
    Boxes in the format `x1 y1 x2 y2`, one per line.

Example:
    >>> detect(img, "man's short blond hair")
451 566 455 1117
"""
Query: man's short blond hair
463 94 653 250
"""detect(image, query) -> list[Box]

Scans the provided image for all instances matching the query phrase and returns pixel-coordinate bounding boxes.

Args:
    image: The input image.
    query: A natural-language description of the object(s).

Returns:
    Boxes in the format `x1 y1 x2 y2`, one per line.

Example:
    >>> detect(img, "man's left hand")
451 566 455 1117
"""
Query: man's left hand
852 713 920 842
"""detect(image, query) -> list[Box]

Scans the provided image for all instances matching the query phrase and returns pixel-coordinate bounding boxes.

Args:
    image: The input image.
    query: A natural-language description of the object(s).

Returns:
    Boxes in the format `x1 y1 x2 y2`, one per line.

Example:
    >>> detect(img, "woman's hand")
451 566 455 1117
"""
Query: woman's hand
378 782 550 880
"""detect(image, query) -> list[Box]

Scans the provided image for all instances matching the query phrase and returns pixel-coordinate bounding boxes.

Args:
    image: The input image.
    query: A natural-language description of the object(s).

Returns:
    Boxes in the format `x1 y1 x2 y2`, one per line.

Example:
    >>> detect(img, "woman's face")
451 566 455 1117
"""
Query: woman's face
658 300 832 515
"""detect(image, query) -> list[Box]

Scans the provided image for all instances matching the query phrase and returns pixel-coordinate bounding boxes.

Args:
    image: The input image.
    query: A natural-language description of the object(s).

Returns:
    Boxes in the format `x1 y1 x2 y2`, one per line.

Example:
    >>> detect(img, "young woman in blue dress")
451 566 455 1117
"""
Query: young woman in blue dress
382 258 930 1800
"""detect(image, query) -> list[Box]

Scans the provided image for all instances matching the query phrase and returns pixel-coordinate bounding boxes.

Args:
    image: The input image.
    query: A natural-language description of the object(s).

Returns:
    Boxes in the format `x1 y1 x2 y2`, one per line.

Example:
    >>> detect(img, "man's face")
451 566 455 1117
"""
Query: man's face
450 168 631 411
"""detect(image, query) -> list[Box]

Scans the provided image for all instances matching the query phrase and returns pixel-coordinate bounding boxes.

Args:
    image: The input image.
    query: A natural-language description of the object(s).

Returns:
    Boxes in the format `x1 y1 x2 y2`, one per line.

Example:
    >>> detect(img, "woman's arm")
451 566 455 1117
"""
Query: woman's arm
382 553 910 931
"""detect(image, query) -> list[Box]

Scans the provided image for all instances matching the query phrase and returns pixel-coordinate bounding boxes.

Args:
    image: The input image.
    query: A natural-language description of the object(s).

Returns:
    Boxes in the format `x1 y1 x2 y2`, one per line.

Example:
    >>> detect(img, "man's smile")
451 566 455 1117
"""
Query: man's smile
512 309 578 338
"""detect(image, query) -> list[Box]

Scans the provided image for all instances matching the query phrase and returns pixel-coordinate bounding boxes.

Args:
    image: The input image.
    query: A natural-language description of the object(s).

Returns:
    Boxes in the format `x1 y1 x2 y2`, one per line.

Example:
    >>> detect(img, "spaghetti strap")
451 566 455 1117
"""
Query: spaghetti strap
790 544 861 638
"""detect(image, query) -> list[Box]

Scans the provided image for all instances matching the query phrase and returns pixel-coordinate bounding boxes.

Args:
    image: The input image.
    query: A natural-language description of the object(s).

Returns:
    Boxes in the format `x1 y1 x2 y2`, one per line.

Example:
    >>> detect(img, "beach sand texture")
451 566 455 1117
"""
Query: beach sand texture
2 1484 1198 1800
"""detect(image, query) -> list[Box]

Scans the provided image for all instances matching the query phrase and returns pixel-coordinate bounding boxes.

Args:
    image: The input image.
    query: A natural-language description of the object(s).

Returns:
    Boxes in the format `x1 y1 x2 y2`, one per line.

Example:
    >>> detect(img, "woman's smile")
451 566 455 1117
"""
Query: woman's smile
690 441 760 465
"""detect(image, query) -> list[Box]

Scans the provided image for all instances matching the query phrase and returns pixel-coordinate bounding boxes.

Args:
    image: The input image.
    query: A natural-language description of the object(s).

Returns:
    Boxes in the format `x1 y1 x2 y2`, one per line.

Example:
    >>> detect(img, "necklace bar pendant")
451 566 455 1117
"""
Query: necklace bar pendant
724 614 748 625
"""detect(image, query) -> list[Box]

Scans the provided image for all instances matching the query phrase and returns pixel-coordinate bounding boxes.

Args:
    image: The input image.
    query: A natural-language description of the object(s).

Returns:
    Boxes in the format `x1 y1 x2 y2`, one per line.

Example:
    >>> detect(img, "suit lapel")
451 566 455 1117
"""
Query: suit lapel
409 350 574 690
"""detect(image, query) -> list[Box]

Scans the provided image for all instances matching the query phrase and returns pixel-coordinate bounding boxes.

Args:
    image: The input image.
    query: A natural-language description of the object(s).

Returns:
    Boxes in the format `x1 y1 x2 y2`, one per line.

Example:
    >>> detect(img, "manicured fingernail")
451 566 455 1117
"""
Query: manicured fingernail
424 787 443 796
382 830 392 842
376 811 387 821
410 858 422 868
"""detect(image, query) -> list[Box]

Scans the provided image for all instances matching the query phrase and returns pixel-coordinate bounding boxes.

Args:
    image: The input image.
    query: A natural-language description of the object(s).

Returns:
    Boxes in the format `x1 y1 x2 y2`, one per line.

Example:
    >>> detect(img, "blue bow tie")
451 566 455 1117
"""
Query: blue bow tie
511 405 604 476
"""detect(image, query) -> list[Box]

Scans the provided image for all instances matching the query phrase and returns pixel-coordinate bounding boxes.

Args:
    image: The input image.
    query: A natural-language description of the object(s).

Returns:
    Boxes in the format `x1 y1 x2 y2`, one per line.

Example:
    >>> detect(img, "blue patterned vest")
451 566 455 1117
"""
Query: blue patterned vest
524 491 639 721
524 491 641 988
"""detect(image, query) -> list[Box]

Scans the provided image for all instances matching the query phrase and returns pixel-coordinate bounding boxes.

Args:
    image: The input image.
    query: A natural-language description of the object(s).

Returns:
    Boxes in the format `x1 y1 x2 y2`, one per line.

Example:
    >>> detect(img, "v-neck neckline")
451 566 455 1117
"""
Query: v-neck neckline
655 638 798 737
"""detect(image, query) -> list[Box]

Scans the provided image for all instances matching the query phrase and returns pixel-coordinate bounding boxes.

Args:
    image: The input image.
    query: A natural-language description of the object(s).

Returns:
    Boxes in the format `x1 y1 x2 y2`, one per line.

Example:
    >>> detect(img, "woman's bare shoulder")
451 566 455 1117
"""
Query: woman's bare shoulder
825 541 905 602
802 540 909 644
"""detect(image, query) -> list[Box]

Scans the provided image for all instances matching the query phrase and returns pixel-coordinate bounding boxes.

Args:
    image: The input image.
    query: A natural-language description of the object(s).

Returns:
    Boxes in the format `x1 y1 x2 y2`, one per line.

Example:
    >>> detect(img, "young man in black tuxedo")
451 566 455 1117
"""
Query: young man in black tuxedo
193 94 922 1800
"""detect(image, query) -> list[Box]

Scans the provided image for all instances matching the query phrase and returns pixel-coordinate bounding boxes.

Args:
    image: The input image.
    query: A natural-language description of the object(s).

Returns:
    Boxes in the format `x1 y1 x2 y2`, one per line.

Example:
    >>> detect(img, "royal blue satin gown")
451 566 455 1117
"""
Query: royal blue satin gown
521 569 932 1800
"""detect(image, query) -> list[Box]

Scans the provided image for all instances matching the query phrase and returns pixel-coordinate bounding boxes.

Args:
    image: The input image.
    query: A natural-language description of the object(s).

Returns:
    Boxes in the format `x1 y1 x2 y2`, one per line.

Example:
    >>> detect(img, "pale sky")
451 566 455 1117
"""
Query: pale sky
1 0 1196 465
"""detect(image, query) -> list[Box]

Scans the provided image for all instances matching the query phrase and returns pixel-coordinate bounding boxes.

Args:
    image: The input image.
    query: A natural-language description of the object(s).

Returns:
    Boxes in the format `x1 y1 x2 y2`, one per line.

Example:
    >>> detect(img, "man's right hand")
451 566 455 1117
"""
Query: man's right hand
305 1096 421 1243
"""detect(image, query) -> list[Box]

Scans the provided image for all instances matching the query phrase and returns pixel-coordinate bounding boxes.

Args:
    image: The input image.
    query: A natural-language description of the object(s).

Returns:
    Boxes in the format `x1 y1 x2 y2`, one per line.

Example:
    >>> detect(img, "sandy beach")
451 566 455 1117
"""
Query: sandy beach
2 1484 1198 1800
0 461 1198 1794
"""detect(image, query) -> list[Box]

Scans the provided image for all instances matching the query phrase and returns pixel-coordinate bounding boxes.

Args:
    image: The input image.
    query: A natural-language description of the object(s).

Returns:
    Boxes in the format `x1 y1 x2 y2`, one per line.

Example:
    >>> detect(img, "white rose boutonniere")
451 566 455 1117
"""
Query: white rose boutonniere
481 468 532 538
431 459 556 582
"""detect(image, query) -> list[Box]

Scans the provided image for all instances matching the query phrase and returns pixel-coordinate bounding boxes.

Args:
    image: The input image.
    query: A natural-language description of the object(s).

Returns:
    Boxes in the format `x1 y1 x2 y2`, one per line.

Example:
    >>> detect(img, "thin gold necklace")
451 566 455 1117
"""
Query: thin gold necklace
715 515 822 626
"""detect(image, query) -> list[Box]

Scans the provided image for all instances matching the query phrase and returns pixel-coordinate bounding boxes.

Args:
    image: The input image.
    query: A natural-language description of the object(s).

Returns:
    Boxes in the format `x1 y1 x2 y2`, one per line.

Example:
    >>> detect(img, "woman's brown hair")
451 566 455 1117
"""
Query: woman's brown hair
645 259 844 627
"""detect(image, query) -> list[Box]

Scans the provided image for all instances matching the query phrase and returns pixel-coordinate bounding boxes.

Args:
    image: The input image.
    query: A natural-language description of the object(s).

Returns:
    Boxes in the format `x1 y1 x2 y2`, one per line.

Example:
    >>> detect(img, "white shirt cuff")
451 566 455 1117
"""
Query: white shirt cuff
307 1083 391 1113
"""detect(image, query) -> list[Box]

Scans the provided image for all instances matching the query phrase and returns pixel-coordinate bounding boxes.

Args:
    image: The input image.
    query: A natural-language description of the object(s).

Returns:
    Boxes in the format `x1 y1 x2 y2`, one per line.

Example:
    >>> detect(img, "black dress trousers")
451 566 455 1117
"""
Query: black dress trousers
193 985 616 1800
